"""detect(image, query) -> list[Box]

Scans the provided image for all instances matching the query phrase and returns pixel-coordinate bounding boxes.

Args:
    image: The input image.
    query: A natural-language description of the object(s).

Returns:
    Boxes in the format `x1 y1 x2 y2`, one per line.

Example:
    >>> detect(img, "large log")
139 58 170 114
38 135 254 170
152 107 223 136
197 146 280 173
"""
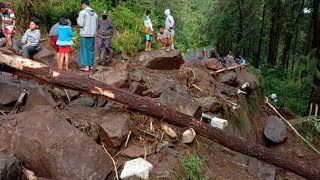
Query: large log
0 53 319 179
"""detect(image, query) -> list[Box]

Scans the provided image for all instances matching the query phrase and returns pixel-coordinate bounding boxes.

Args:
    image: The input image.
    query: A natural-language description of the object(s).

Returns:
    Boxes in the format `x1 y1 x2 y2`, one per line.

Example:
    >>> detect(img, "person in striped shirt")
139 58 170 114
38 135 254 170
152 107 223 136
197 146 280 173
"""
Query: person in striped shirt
0 2 15 49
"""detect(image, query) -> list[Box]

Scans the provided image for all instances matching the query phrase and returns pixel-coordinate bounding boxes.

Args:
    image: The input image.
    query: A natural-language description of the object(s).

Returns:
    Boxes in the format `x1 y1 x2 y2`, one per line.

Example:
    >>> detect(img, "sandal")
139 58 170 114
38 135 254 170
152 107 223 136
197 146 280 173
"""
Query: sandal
79 67 90 71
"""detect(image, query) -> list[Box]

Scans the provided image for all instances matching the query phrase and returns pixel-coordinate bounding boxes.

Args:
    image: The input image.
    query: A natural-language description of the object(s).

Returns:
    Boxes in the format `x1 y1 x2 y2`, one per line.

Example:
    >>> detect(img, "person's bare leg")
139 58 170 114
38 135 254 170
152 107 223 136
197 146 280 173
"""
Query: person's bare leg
5 33 13 48
58 53 64 69
145 41 148 51
65 53 69 71
148 41 152 51
56 52 60 68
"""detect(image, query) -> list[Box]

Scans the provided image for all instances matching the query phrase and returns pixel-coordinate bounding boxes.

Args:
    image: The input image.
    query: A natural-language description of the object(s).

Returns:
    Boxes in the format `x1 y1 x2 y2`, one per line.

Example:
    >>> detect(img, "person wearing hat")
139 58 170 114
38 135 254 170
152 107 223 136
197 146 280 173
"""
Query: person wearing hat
77 0 98 71
96 10 114 65
0 2 16 49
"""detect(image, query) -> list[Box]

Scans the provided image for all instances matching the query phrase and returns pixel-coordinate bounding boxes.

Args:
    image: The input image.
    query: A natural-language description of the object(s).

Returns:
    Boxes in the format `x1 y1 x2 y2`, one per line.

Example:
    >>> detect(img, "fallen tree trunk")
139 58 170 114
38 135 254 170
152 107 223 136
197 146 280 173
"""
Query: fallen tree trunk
0 53 319 179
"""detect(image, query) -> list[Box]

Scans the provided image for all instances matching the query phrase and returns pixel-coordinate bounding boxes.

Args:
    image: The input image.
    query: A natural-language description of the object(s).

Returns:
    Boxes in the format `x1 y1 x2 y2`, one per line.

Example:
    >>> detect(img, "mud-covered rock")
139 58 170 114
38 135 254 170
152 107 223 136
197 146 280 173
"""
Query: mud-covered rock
194 96 223 113
204 58 222 70
99 111 131 148
92 67 128 87
0 81 22 106
137 49 184 70
159 89 202 119
219 72 237 86
236 70 259 92
264 116 288 143
0 106 113 180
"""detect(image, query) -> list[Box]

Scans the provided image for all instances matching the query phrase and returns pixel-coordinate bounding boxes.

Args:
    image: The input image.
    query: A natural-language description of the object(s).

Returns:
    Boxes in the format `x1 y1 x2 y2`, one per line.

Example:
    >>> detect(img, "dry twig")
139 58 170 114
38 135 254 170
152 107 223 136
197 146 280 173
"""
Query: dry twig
124 131 132 148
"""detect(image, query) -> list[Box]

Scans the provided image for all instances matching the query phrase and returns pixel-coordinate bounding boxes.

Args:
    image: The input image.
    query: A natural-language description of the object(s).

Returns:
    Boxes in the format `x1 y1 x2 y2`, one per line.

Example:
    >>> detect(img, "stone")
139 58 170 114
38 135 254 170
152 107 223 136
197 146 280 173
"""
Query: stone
0 81 22 106
32 47 55 67
129 82 147 96
143 79 176 98
115 60 129 71
98 111 131 148
121 53 131 61
219 72 237 86
0 106 113 179
121 145 154 158
194 96 223 112
0 153 23 180
69 96 96 107
211 117 228 129
172 84 190 98
257 162 276 180
204 58 222 70
136 49 184 70
50 87 79 102
120 158 153 180
235 70 259 91
158 89 202 119
91 67 128 87
129 69 145 82
182 128 196 144
264 116 288 143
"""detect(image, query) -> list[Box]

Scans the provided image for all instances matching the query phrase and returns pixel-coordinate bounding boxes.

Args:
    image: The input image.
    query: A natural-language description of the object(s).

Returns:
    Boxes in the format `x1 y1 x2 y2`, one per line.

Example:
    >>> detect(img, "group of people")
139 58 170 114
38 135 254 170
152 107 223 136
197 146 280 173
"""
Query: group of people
0 0 114 71
196 49 246 66
144 9 175 52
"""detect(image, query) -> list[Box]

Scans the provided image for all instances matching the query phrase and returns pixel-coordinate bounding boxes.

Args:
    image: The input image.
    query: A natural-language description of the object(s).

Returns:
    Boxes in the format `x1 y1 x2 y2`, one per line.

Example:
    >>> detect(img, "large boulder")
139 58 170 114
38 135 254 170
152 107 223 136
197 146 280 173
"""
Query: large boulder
219 71 237 86
99 111 131 148
194 96 223 113
236 70 259 91
143 79 176 98
136 49 184 70
33 47 55 67
159 89 202 119
0 80 22 106
0 153 23 180
264 116 288 143
91 67 128 87
204 58 222 70
0 106 113 179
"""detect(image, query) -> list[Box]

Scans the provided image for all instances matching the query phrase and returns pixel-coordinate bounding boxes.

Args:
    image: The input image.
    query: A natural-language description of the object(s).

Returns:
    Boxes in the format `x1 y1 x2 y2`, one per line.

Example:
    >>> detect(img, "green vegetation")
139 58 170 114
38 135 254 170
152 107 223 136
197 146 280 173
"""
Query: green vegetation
291 116 320 143
178 154 205 180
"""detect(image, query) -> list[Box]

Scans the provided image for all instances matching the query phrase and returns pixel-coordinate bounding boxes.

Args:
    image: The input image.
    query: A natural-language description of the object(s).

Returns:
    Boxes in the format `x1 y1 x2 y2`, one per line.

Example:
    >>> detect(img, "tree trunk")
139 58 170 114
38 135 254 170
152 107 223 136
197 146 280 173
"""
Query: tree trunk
112 0 118 8
281 0 305 69
267 1 282 66
0 53 320 179
255 3 266 68
237 0 244 53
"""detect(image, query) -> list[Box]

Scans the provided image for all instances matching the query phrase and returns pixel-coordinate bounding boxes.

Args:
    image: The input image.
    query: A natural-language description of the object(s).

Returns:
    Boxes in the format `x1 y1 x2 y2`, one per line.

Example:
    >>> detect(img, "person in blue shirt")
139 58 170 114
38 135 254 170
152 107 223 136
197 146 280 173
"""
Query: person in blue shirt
57 16 74 70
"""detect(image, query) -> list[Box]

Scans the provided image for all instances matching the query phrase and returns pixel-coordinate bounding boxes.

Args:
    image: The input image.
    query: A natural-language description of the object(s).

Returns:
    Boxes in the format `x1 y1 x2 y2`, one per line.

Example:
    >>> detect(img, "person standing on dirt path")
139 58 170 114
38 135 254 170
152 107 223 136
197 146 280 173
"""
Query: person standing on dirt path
96 10 114 65
164 9 175 50
0 2 16 49
77 0 98 71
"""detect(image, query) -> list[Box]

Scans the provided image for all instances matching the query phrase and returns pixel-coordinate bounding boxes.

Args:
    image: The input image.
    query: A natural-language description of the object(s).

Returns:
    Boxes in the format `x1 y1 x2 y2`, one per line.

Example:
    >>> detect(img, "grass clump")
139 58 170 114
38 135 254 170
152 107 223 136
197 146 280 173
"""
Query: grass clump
178 154 205 180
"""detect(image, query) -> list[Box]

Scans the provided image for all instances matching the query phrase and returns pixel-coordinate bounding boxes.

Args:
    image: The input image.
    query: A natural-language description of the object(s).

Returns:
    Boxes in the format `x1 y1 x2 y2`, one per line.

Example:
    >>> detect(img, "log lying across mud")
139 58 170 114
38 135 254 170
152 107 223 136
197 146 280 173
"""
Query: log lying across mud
0 52 319 180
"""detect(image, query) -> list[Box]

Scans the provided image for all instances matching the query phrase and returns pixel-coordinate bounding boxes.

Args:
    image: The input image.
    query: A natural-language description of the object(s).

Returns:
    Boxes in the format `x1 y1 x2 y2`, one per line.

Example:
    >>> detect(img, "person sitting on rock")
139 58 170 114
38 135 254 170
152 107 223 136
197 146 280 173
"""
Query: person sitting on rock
197 50 205 61
156 25 172 52
96 10 114 65
13 18 41 59
48 14 71 66
0 2 16 49
225 51 235 66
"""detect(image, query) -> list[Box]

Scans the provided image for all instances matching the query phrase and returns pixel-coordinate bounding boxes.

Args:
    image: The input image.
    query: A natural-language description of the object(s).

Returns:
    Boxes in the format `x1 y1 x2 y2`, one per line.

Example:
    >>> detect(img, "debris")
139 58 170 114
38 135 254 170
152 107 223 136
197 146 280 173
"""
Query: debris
129 69 145 82
237 89 248 94
10 90 28 114
137 128 160 139
120 158 153 180
202 113 228 129
129 81 147 96
23 168 38 180
160 124 178 139
91 67 128 87
182 128 196 144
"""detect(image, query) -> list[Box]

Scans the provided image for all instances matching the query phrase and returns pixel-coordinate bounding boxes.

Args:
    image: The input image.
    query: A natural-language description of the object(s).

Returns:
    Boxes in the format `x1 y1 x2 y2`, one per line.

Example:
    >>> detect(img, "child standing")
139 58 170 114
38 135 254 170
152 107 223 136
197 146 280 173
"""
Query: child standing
144 10 153 52
13 18 41 59
0 2 16 49
56 16 74 70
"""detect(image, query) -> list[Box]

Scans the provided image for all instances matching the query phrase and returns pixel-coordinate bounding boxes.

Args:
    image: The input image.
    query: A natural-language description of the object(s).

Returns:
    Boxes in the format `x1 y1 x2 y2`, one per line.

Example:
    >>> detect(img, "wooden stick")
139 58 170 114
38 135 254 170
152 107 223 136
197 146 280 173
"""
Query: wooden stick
265 97 320 155
136 128 160 139
64 89 71 103
102 144 119 180
191 84 204 92
124 131 132 148
211 64 249 74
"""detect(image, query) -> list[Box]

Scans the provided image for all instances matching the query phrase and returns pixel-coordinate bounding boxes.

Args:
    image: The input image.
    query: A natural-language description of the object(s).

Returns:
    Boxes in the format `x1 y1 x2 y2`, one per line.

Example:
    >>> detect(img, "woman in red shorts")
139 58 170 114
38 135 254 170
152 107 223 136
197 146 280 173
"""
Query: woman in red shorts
56 16 74 70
